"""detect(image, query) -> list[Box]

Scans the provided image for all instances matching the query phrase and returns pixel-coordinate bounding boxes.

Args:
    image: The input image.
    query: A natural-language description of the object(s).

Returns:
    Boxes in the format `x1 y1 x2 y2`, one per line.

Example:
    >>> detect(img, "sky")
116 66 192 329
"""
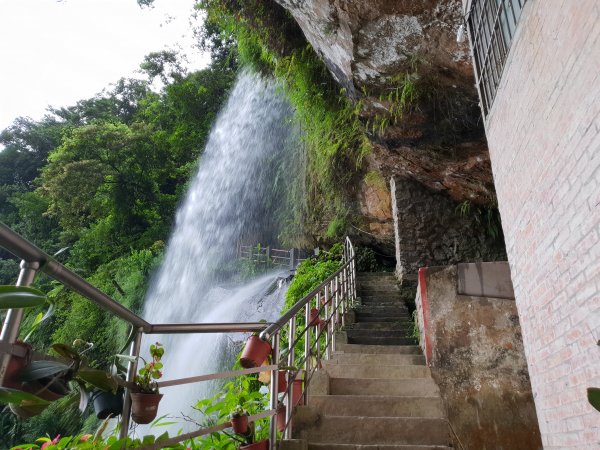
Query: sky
0 0 210 131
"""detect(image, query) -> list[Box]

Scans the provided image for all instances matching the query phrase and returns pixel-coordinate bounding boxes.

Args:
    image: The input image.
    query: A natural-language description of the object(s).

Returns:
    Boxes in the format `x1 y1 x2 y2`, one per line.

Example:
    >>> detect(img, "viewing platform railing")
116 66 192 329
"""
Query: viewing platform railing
0 222 356 449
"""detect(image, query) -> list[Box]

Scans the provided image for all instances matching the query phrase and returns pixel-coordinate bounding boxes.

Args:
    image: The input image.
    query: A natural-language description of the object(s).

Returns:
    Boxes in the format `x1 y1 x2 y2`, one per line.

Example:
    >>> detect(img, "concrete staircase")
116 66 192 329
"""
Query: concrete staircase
292 272 451 450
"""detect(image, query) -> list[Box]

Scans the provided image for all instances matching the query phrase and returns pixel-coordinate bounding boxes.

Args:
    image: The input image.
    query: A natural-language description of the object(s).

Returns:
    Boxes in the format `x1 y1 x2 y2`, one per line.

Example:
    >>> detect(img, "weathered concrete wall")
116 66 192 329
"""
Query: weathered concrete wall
415 264 542 449
391 176 506 281
472 0 600 447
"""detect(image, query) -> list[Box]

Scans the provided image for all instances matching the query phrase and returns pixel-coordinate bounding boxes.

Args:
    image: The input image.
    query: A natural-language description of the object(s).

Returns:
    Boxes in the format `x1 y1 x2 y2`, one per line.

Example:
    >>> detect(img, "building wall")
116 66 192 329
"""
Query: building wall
415 264 542 449
481 0 600 447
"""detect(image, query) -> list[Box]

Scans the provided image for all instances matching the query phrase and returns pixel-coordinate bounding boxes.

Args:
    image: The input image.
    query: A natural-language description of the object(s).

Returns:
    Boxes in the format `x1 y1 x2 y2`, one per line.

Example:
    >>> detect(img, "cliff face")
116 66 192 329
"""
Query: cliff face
275 0 499 254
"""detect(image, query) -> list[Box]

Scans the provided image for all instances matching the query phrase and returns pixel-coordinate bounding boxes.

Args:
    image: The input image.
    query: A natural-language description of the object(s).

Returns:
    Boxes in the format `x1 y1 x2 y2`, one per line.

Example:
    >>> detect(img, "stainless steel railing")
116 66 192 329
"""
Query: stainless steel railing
0 222 356 448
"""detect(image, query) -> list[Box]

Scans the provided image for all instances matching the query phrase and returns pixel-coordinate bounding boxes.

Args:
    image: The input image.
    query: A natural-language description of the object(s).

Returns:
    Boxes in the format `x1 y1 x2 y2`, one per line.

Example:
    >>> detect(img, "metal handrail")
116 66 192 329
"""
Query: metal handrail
0 221 357 449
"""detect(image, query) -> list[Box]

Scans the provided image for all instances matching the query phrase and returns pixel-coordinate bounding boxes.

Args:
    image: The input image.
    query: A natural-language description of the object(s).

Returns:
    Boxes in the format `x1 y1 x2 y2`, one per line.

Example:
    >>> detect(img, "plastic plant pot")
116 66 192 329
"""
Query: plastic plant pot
90 389 124 419
230 413 249 434
277 370 288 394
291 379 304 406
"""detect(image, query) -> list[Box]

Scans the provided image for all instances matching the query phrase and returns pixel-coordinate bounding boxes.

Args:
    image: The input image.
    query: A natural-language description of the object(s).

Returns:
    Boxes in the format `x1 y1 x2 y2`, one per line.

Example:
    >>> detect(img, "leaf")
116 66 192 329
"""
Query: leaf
77 380 90 412
0 387 50 405
0 285 47 309
77 367 119 392
115 353 137 363
587 387 600 412
51 343 80 360
19 360 70 382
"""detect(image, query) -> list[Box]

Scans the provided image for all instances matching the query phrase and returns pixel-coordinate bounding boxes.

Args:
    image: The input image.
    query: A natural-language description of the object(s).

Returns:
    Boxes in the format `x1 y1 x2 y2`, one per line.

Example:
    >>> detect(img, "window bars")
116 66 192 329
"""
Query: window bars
467 0 528 117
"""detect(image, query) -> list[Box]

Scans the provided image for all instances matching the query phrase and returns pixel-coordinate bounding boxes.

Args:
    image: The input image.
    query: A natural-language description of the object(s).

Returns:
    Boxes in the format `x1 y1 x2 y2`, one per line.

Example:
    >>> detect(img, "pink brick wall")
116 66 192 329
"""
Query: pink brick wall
484 0 600 447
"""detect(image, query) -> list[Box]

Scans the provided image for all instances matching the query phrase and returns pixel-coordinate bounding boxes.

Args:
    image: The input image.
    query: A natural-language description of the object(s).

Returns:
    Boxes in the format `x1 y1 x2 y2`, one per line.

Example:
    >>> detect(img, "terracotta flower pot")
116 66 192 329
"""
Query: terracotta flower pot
277 370 288 394
230 413 249 434
277 405 286 432
130 392 163 424
2 342 31 389
240 440 269 450
309 308 322 326
240 335 271 368
291 379 304 406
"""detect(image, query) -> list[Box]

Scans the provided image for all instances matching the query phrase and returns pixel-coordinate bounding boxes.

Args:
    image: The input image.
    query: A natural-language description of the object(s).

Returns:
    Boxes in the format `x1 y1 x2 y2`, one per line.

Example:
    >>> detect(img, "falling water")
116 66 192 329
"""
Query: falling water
140 71 297 431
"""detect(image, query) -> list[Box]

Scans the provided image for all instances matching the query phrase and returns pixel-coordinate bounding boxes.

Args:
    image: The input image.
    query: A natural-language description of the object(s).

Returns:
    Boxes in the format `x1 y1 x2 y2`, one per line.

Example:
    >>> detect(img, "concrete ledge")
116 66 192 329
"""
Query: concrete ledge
457 261 514 299
334 331 348 351
279 439 307 450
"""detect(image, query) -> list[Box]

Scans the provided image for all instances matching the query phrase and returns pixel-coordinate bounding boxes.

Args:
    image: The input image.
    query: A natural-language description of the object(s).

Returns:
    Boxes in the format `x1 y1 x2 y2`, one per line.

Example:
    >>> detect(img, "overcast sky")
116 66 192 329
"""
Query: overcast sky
0 0 210 131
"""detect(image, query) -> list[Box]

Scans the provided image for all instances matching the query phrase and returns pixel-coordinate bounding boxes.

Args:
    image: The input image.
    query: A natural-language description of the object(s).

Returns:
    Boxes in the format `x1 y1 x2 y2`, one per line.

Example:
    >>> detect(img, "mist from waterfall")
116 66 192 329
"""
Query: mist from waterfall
139 71 297 431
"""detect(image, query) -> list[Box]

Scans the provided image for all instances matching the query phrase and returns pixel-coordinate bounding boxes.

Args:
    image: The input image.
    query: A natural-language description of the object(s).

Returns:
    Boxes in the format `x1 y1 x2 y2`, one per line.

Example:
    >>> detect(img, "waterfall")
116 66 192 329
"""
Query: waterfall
140 71 296 431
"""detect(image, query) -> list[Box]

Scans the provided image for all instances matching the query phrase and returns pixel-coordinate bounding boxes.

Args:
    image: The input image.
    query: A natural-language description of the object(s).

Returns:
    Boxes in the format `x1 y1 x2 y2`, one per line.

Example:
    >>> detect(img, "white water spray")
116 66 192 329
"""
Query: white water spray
140 72 296 431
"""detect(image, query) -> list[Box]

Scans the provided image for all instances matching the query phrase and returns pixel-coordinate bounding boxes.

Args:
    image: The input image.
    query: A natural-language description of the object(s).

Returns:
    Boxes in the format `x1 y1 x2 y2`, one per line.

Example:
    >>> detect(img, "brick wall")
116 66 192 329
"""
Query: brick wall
482 0 600 447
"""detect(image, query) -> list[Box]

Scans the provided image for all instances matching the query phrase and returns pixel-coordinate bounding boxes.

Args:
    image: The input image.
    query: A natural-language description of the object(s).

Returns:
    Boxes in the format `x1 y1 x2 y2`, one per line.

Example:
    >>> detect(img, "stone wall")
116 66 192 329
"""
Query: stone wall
391 176 505 281
415 264 542 449
474 0 600 447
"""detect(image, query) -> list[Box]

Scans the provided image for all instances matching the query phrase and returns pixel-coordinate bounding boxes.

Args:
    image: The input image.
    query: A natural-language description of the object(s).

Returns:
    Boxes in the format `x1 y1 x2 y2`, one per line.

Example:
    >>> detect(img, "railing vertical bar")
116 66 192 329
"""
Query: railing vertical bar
120 328 143 441
285 318 296 439
315 293 321 371
0 260 40 385
304 303 311 406
324 284 331 360
269 331 280 449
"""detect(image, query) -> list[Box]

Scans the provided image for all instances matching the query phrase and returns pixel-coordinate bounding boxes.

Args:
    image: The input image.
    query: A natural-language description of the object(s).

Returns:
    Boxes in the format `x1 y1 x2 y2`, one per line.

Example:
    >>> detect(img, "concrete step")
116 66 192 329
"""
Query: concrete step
348 336 419 346
330 352 425 366
330 377 439 396
347 329 414 338
336 344 422 355
306 395 444 418
297 416 450 446
357 272 397 278
360 298 405 305
357 289 402 296
346 322 414 331
322 362 430 379
354 314 411 323
356 279 400 292
308 445 452 450
354 303 408 314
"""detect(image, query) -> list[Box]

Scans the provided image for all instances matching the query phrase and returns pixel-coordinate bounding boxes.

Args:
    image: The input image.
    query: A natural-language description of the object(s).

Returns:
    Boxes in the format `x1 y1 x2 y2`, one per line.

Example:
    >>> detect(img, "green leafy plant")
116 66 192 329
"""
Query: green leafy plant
125 342 164 394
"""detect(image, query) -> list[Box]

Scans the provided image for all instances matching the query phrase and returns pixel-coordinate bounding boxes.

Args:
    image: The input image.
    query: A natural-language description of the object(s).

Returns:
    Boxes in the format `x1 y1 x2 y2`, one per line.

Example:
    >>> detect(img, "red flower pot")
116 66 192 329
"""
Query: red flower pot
277 406 286 432
130 392 163 424
291 379 304 406
230 413 249 434
240 335 272 368
240 440 269 450
309 308 322 326
277 370 288 394
2 342 31 389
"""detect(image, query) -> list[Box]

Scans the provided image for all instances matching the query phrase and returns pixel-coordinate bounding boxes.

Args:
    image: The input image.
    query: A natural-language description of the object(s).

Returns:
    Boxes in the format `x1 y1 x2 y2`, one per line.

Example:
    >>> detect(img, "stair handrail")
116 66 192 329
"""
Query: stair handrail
0 221 357 449
259 236 357 445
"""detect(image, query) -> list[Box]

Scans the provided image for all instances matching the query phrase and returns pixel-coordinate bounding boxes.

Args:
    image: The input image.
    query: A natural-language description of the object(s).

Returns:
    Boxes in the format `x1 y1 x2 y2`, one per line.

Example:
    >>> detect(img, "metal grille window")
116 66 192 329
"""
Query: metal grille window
467 0 527 117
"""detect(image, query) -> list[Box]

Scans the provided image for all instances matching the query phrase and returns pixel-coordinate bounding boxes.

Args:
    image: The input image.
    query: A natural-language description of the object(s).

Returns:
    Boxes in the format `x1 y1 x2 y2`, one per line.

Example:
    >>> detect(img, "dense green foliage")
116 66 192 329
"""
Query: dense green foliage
0 50 236 446
198 0 371 245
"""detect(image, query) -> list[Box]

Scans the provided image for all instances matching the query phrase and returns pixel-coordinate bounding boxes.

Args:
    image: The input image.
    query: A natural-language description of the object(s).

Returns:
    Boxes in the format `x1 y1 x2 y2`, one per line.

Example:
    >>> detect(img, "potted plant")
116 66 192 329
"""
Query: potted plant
126 342 165 424
240 334 272 369
0 285 53 390
1 340 119 418
309 307 323 326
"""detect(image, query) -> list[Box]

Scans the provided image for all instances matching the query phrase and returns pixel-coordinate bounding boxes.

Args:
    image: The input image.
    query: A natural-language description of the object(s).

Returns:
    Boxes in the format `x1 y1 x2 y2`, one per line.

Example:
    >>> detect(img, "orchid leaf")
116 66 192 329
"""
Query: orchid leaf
77 367 119 393
0 286 46 309
0 387 50 405
18 360 70 382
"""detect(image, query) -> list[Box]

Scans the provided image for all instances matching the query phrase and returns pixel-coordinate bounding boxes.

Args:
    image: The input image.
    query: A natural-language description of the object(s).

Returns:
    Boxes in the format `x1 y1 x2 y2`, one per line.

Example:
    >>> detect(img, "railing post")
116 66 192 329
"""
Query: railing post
304 303 310 406
315 293 321 370
289 248 297 270
0 260 40 385
339 274 345 328
324 285 331 360
119 328 143 441
269 331 280 449
285 318 296 439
